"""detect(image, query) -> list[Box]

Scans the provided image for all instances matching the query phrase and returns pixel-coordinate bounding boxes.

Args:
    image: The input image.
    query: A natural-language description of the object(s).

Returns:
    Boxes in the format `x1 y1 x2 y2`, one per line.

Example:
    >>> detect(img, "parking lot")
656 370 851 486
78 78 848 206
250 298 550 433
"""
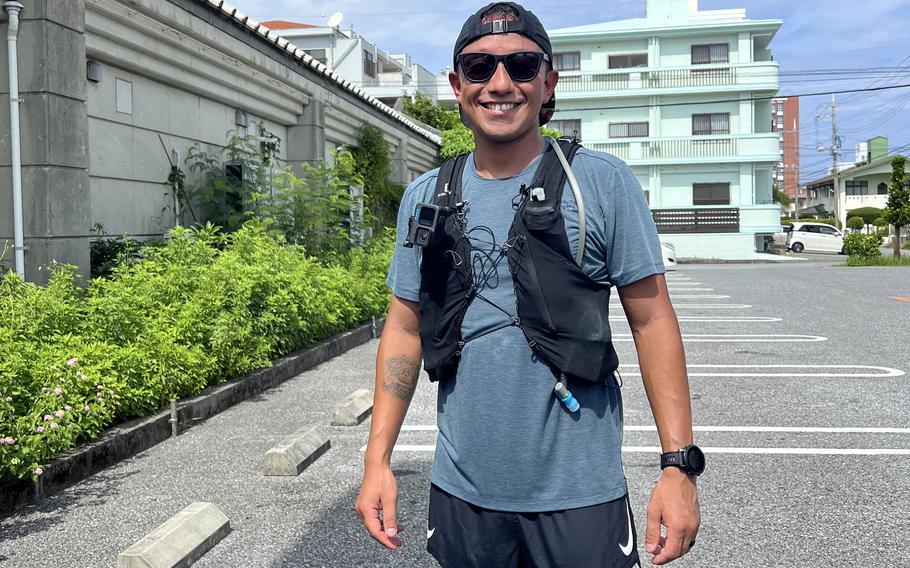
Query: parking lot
2 258 908 567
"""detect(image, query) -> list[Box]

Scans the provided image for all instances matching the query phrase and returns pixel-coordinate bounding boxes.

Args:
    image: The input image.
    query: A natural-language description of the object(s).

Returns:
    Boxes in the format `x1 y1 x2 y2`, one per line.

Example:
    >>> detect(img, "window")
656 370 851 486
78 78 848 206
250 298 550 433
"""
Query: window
818 225 839 236
691 43 729 65
878 182 888 195
608 53 648 69
550 119 582 138
693 182 730 205
845 180 868 196
692 113 730 135
363 50 375 77
553 51 580 71
305 49 327 64
608 121 649 138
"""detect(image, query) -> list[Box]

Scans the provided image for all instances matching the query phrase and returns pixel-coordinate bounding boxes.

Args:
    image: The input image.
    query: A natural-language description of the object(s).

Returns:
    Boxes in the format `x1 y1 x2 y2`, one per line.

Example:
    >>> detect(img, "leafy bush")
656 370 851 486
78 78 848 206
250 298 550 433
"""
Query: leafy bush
0 224 393 483
874 217 889 229
843 232 883 259
847 216 865 231
846 207 882 226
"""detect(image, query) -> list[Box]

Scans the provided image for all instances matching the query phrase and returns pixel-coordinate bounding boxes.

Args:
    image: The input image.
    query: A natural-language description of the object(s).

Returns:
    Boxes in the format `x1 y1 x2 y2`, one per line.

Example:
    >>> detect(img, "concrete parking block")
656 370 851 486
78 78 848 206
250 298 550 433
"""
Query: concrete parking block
116 502 231 568
331 389 374 426
258 426 330 476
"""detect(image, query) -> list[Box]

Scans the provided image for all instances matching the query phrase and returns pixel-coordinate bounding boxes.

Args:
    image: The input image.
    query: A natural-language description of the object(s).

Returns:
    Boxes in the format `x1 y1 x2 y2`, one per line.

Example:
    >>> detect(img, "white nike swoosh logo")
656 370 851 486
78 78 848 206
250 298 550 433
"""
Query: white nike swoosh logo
619 502 633 556
427 527 436 539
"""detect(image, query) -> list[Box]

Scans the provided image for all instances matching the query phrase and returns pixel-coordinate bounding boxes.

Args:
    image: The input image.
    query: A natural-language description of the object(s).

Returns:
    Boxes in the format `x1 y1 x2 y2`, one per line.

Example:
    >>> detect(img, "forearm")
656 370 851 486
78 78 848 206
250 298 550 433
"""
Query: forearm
364 315 422 467
632 313 693 452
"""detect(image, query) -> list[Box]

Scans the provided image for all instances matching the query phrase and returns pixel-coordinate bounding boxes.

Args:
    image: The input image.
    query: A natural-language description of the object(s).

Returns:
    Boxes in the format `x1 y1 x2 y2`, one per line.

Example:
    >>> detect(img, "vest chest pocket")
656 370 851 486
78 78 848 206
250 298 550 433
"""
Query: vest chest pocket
522 200 560 232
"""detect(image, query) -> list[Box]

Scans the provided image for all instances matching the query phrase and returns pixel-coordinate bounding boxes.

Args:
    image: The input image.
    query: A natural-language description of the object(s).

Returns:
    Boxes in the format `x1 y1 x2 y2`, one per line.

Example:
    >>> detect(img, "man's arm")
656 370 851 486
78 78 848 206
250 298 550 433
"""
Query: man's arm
618 273 700 566
354 295 422 550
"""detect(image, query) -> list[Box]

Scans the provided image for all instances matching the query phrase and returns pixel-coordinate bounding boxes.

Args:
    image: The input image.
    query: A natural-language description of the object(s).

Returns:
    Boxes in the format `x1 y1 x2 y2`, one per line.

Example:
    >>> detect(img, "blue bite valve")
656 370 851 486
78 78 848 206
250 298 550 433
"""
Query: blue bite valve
554 381 580 412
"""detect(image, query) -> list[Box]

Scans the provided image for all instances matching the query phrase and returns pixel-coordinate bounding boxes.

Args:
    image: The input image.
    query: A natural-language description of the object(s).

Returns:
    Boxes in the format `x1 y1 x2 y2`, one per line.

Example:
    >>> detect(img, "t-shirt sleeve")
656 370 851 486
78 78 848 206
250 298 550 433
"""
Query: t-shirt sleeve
385 172 437 302
604 162 665 287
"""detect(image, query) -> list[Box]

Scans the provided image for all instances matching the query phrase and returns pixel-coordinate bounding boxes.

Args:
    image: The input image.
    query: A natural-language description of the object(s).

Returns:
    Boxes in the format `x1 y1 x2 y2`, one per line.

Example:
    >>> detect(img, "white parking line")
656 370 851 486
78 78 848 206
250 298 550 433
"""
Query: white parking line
666 304 752 309
666 282 703 286
666 288 714 292
614 295 730 300
363 444 910 456
613 334 826 342
399 425 910 434
610 316 783 322
618 364 905 377
622 447 910 456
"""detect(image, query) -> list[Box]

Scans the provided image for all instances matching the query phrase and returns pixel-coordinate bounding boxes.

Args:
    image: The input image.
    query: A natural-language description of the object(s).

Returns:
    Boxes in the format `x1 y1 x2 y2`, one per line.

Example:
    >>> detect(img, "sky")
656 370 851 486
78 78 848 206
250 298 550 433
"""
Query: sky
236 0 910 183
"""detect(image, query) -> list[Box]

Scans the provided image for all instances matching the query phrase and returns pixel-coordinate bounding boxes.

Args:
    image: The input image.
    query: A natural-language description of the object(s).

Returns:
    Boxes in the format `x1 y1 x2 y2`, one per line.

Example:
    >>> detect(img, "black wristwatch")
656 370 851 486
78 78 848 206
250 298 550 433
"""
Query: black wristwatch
660 444 705 476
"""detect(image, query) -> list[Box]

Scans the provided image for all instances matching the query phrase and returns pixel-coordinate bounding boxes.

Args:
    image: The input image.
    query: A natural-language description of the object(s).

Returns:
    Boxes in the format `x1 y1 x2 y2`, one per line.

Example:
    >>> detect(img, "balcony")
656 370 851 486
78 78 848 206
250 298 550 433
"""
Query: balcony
556 62 779 98
586 133 779 165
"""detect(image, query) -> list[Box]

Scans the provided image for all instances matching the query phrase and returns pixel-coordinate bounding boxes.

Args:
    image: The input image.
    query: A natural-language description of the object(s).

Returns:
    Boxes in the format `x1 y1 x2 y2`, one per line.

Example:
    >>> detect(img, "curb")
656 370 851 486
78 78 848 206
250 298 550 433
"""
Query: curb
0 317 386 519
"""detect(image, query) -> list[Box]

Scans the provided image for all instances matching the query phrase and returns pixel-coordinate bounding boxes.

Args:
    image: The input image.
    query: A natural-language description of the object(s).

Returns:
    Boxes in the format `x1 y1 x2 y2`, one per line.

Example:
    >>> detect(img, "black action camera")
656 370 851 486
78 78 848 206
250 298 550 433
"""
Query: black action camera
404 203 442 248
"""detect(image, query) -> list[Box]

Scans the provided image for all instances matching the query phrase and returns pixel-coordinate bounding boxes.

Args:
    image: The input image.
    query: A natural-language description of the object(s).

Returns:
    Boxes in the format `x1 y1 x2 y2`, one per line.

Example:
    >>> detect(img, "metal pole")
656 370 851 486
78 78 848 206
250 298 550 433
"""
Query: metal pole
831 94 840 228
5 1 25 277
170 398 178 437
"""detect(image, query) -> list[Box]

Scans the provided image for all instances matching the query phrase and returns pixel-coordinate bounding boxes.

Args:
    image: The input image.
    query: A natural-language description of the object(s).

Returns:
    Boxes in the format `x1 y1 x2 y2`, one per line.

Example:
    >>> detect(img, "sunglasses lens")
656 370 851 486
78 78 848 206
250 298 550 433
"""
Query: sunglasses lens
505 52 542 82
461 54 497 82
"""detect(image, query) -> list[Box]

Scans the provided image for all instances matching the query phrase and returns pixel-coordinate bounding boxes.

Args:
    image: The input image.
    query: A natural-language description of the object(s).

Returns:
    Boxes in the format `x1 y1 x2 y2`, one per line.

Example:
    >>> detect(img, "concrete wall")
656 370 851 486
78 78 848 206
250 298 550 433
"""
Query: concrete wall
0 0 439 282
0 0 90 281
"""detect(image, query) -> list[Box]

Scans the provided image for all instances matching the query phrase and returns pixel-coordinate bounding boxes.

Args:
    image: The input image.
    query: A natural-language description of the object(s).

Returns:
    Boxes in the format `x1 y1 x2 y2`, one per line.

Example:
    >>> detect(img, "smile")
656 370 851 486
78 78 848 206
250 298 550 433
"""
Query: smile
481 102 521 111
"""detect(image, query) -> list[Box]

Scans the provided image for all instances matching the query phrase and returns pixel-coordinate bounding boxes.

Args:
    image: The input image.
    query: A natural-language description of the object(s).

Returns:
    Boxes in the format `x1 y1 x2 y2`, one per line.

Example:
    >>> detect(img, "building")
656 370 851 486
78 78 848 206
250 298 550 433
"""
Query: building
544 0 782 259
262 20 440 110
771 96 801 213
803 137 900 226
0 0 440 283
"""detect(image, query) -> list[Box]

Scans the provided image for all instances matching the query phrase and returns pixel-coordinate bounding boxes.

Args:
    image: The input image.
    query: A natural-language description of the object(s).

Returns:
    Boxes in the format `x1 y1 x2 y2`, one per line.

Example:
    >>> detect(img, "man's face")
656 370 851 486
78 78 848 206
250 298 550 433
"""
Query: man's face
449 32 558 145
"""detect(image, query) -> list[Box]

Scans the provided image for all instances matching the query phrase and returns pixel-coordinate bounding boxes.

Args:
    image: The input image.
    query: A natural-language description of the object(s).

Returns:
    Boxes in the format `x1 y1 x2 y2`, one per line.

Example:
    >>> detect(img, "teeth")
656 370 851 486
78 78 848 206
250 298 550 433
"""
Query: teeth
485 103 517 111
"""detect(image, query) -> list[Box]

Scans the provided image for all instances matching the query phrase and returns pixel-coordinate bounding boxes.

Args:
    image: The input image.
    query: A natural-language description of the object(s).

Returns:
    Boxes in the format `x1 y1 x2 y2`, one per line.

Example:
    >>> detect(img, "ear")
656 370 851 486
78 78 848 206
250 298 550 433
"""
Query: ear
448 71 463 103
543 68 559 102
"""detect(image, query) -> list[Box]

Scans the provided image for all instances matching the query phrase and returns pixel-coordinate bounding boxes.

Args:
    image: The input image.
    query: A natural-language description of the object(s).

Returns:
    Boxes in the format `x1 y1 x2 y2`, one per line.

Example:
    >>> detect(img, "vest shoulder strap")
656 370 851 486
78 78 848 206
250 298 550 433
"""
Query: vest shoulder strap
527 137 581 205
433 153 470 206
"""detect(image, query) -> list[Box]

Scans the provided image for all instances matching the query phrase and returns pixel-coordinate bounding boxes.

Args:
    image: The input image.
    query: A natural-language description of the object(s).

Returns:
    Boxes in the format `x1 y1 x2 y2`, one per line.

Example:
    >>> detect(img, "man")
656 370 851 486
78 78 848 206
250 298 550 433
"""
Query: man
355 3 701 566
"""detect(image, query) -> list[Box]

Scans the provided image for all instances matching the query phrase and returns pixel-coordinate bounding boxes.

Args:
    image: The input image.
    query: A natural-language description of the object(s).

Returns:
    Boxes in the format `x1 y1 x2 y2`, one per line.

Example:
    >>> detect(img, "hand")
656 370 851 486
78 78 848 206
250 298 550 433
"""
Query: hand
645 467 700 565
354 462 405 550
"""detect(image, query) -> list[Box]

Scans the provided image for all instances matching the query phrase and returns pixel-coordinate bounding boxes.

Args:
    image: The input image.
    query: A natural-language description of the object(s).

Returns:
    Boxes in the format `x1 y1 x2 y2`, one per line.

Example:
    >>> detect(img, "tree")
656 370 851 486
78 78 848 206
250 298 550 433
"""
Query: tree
773 188 791 208
845 206 882 226
883 156 910 259
402 93 459 131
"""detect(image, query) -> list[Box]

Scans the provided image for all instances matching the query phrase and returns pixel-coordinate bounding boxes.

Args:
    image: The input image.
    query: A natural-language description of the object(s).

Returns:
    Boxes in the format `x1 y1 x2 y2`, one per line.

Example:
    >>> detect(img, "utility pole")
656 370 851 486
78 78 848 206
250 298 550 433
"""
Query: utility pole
830 94 840 229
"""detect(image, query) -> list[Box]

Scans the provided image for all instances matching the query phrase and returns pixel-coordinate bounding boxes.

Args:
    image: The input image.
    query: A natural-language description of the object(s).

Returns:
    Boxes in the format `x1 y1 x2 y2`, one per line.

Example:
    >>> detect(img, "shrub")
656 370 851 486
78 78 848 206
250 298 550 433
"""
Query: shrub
843 232 883 259
845 207 883 226
0 224 393 483
847 216 865 231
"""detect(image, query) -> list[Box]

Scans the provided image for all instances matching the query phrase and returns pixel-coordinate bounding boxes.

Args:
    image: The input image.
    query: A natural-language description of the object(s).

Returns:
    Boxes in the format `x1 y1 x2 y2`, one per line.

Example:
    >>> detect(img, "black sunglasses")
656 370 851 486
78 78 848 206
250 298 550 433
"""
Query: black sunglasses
456 51 550 83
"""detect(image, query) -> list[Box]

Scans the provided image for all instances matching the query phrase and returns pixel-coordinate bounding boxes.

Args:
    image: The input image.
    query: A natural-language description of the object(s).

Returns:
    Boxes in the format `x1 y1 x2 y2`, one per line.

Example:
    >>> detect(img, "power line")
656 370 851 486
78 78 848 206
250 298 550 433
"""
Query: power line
553 82 910 113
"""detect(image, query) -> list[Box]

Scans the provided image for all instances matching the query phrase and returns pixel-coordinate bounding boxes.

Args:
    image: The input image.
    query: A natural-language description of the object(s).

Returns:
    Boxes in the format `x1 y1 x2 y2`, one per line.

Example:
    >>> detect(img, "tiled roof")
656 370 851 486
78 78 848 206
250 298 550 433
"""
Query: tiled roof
261 20 318 30
203 1 440 145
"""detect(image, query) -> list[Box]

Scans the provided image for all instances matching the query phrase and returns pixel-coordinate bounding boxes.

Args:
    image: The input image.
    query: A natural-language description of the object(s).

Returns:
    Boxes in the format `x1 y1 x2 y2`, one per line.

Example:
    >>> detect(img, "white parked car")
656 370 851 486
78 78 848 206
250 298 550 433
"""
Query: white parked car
661 241 677 270
786 222 845 254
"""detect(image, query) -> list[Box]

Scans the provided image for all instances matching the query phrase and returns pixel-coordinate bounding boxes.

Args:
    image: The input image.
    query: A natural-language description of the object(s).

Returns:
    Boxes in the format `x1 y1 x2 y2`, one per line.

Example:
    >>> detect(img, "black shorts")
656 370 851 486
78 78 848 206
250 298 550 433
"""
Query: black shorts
426 484 641 568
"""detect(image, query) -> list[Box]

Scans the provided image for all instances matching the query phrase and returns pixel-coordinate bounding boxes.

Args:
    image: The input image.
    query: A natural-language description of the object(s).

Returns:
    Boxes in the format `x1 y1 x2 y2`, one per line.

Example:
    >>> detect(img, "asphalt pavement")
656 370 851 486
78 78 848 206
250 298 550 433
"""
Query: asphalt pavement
1 255 908 567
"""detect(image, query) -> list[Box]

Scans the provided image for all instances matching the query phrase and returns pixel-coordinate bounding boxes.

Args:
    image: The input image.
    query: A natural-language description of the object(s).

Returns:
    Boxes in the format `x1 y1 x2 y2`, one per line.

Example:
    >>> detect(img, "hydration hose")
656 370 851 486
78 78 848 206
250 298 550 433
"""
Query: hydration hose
554 375 580 413
545 137 586 267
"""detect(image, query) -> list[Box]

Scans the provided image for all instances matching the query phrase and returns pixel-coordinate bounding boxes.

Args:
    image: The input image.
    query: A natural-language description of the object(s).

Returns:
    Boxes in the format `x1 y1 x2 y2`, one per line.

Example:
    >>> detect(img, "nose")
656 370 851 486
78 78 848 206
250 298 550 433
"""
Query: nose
486 60 513 93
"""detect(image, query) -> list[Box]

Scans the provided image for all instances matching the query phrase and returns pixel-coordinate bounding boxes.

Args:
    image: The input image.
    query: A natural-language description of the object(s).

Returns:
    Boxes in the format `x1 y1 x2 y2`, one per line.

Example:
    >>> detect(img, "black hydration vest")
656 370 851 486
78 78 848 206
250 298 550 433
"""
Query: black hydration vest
417 139 619 384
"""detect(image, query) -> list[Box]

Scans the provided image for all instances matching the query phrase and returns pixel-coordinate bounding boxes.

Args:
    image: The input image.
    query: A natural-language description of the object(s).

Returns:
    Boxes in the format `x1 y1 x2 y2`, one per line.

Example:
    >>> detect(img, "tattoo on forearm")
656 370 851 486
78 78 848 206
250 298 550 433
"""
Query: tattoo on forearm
384 355 420 402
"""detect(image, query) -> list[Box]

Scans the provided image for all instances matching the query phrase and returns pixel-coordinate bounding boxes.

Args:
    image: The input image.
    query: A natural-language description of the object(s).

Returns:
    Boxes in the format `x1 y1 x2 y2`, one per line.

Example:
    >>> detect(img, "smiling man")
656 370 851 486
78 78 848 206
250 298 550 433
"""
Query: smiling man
355 3 702 567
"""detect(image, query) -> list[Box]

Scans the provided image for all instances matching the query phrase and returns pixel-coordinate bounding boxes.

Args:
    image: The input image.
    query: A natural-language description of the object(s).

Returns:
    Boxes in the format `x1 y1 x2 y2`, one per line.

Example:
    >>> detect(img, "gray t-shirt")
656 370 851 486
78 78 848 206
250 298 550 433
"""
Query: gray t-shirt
387 147 664 512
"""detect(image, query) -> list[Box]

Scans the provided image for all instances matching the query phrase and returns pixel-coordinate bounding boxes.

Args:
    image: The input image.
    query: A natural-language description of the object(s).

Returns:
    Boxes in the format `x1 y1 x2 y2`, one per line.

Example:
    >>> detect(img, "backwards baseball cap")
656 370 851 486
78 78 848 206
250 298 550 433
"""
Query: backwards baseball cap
453 2 553 67
453 2 557 126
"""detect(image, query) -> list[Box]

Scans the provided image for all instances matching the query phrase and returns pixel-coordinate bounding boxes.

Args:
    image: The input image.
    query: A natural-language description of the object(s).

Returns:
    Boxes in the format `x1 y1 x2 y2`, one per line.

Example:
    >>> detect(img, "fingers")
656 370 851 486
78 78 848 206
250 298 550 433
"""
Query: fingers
383 500 399 540
361 503 403 550
644 503 662 557
650 523 699 565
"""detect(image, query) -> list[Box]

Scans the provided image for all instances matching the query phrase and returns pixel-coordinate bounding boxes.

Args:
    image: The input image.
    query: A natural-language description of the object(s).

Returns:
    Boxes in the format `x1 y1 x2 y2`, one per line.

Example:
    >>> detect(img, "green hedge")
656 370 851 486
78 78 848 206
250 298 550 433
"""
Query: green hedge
0 223 393 483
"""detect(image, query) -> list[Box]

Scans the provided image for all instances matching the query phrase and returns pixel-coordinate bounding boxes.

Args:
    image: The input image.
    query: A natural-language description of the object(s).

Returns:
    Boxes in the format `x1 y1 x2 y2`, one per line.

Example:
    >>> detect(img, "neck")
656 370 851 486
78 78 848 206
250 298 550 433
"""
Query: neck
472 129 545 179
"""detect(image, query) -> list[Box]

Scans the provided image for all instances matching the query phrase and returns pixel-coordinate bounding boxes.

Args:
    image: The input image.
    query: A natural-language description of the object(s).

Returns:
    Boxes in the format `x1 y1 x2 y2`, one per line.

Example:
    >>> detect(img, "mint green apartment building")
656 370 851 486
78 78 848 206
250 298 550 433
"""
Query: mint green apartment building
548 0 782 259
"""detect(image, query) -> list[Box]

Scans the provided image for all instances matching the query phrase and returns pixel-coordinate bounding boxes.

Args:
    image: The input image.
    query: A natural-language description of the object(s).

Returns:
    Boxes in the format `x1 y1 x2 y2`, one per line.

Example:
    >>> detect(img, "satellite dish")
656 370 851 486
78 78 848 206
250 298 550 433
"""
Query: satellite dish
327 12 343 27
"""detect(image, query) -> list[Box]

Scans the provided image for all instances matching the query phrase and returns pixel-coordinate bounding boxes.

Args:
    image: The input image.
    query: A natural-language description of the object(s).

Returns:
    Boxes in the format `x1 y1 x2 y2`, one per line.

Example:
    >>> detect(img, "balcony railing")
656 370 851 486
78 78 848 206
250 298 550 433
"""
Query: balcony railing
586 134 778 164
556 62 778 96
652 208 740 234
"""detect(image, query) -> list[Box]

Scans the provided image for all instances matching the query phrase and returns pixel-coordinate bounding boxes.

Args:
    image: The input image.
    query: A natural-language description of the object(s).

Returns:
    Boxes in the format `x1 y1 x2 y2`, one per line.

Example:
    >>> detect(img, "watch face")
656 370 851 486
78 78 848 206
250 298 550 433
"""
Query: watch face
686 446 706 474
